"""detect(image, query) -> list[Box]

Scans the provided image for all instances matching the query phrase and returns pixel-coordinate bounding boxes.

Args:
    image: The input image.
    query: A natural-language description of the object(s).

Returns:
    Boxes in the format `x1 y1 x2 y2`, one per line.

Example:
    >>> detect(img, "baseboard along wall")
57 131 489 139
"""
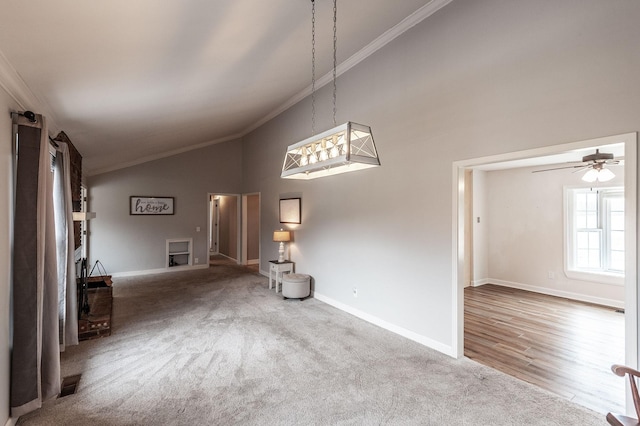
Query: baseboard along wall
258 270 455 357
112 264 209 278
474 278 624 309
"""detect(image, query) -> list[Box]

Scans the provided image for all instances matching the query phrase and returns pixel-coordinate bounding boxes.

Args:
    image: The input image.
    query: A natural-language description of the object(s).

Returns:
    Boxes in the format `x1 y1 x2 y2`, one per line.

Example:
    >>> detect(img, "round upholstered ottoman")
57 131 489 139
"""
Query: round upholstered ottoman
281 273 311 300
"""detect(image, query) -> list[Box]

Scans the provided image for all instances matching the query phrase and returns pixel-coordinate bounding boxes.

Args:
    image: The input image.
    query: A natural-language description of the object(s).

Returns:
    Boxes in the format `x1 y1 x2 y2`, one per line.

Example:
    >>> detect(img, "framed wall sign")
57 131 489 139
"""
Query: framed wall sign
130 196 174 215
279 198 301 224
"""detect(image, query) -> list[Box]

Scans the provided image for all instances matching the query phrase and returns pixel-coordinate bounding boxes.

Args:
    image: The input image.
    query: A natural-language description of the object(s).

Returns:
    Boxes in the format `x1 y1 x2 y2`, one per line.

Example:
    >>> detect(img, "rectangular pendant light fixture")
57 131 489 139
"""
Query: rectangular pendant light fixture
281 122 380 180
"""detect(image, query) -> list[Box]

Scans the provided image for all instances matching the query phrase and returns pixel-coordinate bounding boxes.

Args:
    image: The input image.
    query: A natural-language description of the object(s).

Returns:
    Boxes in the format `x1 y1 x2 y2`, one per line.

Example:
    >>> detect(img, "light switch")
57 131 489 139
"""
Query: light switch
196 226 200 232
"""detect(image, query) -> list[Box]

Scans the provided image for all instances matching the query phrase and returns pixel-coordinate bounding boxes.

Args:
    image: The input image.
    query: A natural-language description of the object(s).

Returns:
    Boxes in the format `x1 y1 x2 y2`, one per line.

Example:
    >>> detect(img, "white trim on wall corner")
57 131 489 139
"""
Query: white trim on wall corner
111 264 208 278
488 278 624 309
5 416 17 426
313 292 455 357
471 279 490 287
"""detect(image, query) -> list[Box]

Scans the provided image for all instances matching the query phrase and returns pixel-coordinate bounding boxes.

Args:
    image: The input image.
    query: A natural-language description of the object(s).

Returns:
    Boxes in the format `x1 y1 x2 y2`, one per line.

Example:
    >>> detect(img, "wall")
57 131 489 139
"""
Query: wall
485 163 625 307
88 139 242 274
241 0 640 354
0 88 19 426
472 170 488 285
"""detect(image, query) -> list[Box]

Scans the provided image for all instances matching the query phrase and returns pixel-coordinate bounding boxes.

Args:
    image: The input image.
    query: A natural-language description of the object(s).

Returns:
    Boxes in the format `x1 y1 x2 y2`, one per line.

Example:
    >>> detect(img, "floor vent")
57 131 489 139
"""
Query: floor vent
615 309 625 314
59 374 82 398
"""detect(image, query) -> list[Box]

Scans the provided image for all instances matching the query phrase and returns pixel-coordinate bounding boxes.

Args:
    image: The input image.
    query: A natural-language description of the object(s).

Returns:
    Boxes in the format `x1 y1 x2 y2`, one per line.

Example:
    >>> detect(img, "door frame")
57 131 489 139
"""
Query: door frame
451 133 638 385
209 195 220 255
207 193 241 263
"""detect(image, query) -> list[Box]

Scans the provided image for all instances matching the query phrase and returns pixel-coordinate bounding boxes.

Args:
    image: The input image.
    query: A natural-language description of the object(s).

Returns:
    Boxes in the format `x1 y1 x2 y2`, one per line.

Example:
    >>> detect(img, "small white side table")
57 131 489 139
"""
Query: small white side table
269 260 294 293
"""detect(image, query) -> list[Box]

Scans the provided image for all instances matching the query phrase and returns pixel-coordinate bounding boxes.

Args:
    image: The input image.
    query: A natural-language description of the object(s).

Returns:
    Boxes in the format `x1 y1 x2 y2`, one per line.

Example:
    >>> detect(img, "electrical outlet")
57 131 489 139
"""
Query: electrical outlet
195 258 199 264
353 287 358 298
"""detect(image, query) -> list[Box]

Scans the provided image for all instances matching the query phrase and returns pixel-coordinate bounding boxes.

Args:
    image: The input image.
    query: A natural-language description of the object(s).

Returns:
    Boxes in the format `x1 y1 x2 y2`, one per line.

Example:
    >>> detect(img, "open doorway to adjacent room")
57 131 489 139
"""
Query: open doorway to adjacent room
208 194 241 264
453 133 637 415
207 193 260 269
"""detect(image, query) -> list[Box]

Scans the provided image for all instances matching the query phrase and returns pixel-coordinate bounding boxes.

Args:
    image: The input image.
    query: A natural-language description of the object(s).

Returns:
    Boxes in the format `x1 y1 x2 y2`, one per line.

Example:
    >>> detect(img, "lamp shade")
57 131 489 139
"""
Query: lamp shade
273 230 291 242
281 122 380 180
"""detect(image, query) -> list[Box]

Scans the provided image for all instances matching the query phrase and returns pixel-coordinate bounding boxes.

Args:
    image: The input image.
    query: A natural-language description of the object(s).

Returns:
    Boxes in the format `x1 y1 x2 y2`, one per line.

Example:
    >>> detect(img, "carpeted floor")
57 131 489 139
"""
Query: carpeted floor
17 264 605 425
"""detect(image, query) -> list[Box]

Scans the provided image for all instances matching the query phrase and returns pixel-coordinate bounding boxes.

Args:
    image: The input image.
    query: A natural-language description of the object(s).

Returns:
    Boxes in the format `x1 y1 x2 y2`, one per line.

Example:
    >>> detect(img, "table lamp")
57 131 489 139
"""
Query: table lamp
273 229 291 263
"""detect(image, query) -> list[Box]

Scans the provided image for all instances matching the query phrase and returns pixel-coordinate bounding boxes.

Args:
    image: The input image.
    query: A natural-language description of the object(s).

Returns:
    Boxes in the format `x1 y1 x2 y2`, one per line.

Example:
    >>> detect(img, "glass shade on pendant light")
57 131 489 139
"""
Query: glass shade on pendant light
582 166 615 183
281 122 380 180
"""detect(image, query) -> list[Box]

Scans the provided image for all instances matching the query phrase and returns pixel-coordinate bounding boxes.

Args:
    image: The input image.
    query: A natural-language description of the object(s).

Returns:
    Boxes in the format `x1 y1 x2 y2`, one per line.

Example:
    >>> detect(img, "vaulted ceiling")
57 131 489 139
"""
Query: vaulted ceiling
0 0 451 174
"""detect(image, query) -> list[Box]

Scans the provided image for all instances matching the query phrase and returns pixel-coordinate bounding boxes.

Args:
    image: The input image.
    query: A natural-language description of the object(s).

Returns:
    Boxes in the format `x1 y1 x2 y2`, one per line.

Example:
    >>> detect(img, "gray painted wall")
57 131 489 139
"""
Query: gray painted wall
0 87 18 426
88 139 242 273
241 0 640 351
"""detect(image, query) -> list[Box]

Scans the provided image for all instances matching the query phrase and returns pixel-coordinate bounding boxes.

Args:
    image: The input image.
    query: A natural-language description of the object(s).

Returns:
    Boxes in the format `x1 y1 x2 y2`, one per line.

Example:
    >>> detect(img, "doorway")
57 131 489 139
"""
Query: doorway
208 194 241 263
452 133 637 411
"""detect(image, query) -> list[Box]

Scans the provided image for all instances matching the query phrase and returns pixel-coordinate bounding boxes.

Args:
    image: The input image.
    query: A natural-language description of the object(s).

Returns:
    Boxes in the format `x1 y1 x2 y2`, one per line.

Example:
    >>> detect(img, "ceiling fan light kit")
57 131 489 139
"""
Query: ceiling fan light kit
534 149 619 183
582 165 615 183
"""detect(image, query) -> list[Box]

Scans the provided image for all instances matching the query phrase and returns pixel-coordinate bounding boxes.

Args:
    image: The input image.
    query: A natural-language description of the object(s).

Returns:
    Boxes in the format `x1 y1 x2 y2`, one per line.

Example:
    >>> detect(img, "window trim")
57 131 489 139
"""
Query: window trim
563 185 624 286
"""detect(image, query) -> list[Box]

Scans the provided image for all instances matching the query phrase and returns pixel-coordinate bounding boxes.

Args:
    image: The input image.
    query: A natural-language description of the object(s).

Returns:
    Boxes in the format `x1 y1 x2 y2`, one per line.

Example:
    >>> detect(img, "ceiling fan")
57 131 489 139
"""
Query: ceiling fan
532 149 621 183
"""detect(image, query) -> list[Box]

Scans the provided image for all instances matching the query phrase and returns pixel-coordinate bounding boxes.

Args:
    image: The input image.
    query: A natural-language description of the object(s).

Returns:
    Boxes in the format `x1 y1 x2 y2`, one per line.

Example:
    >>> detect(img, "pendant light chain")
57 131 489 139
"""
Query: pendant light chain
311 0 316 136
332 0 337 127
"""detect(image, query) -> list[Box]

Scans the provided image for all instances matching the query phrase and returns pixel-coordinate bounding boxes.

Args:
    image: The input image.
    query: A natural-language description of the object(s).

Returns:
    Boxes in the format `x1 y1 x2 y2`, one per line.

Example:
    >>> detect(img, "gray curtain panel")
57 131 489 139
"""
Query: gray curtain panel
11 114 61 417
53 142 79 350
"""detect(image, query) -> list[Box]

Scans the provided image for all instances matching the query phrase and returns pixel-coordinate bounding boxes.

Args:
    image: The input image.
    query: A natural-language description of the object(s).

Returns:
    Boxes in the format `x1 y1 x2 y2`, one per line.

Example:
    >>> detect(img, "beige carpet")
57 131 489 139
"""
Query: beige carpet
17 264 604 425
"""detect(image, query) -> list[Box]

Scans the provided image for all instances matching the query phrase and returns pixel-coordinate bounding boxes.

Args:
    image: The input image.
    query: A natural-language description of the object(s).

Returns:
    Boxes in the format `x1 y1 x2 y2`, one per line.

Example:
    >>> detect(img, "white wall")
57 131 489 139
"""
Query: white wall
485 163 625 307
472 170 488 285
241 0 640 354
88 139 242 274
0 89 19 425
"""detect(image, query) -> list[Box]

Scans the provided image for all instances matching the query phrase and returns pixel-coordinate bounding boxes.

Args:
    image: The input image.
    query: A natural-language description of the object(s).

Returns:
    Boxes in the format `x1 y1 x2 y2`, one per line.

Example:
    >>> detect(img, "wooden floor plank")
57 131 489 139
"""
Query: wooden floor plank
464 284 625 415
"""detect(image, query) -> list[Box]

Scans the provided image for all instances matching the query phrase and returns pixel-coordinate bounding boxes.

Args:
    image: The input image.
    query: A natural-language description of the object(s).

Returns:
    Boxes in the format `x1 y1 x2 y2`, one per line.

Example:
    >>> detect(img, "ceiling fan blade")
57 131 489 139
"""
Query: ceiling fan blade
532 164 586 173
571 165 591 173
605 159 623 165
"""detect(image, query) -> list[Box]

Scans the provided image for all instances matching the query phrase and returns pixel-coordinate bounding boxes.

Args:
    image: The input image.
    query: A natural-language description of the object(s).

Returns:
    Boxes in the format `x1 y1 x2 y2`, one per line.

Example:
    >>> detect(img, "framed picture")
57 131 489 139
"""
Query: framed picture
279 198 301 224
130 196 174 215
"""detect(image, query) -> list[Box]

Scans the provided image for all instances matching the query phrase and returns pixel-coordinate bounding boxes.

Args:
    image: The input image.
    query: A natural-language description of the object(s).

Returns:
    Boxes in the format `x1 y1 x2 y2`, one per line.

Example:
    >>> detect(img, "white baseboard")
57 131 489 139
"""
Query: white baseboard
246 259 259 265
471 278 490 287
112 264 209 278
259 269 268 277
5 417 17 426
489 278 624 309
313 292 455 358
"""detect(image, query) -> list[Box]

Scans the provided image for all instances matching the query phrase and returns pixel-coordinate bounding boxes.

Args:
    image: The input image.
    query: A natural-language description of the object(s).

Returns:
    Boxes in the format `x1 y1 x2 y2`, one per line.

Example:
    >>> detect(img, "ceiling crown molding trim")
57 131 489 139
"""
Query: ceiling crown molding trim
242 0 454 136
0 48 60 135
87 132 243 176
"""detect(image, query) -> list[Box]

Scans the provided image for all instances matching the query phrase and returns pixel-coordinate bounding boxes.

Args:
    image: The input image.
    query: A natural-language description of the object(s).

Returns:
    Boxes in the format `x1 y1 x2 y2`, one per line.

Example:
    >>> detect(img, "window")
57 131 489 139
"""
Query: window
566 187 624 282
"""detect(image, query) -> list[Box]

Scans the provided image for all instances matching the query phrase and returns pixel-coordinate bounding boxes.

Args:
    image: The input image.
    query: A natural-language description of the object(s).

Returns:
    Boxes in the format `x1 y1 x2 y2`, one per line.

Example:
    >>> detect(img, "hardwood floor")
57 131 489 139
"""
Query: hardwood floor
464 284 625 415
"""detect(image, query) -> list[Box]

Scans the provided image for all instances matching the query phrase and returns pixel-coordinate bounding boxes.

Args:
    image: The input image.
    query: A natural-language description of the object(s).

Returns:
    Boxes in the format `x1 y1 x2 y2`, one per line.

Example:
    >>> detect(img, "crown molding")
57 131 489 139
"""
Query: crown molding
242 0 454 136
0 48 60 135
86 132 243 176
